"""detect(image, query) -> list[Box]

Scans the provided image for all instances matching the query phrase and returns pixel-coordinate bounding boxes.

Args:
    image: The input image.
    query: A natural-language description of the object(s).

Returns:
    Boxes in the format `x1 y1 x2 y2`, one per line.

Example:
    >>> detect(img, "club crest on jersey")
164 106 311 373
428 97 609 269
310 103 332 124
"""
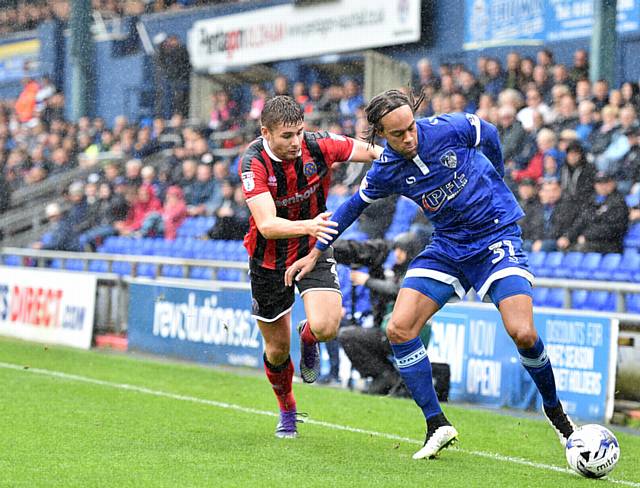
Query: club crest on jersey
440 150 458 169
241 171 255 191
267 175 278 186
303 161 317 177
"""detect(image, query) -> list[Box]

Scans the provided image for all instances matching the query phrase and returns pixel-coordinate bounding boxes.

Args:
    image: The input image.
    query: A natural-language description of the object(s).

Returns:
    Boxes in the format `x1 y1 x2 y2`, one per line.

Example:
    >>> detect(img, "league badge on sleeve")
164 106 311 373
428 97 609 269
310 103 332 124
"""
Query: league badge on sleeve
440 150 458 169
241 171 255 191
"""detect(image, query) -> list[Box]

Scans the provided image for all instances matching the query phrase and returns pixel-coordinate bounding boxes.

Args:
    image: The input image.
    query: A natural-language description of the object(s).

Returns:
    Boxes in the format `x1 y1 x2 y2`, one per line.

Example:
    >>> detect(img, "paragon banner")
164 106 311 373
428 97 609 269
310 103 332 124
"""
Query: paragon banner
187 0 421 71
0 267 96 349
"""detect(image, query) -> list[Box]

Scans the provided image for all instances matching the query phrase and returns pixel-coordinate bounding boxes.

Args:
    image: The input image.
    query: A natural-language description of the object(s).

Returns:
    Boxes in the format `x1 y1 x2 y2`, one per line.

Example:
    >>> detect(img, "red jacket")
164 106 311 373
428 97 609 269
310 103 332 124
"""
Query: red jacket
512 151 543 183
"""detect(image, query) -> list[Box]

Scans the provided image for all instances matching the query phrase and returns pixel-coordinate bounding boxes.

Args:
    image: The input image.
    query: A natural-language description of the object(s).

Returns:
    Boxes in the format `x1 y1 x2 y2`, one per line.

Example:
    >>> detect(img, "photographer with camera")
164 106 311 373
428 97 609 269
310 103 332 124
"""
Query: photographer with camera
333 232 450 399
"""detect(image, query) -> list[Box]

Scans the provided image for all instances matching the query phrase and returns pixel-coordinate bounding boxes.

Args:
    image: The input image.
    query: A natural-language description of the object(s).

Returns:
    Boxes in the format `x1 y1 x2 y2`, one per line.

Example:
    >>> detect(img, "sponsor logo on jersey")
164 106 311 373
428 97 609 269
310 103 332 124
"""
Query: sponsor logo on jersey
241 171 255 191
421 172 468 211
303 161 317 177
267 175 278 186
275 182 320 207
440 149 458 169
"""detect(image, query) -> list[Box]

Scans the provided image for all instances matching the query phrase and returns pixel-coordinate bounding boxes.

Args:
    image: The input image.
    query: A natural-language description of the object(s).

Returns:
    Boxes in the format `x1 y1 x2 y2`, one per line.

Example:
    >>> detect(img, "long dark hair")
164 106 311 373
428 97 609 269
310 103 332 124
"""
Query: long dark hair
365 89 425 146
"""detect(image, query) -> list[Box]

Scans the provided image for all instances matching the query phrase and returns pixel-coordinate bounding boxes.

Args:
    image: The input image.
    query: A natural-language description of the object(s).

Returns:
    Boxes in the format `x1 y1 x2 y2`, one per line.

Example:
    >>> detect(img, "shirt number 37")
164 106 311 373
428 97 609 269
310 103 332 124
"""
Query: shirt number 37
489 240 519 264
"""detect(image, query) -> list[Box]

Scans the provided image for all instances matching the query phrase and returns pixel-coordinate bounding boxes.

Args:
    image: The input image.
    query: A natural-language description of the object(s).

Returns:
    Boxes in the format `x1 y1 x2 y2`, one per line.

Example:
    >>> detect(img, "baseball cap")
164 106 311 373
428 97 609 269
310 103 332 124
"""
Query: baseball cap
594 171 614 183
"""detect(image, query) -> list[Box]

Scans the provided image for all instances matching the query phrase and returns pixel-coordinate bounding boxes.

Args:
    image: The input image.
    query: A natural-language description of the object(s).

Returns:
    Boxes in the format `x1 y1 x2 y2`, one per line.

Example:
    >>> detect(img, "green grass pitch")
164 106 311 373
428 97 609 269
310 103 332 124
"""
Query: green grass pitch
0 336 638 487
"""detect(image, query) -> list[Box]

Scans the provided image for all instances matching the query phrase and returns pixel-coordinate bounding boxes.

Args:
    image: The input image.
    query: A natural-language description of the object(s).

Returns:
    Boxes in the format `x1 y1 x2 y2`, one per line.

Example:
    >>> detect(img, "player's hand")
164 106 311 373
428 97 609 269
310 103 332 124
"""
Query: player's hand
284 249 321 286
307 211 338 244
350 270 369 286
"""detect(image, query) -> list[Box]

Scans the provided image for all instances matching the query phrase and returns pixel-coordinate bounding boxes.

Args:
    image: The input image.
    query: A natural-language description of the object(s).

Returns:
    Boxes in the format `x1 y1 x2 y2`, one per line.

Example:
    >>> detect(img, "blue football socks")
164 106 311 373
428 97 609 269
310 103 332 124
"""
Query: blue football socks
518 336 560 409
390 336 442 420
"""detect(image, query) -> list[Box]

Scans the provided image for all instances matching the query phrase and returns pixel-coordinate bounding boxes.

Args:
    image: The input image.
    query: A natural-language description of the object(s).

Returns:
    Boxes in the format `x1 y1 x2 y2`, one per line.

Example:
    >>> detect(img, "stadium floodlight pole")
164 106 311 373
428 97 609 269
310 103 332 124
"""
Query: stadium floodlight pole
589 0 618 87
70 0 95 121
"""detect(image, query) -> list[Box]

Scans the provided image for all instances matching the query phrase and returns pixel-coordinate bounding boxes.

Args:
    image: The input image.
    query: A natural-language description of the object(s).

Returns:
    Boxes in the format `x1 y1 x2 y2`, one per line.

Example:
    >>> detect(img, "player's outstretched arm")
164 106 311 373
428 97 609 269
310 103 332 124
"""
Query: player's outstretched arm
247 192 338 244
348 139 383 163
284 191 370 285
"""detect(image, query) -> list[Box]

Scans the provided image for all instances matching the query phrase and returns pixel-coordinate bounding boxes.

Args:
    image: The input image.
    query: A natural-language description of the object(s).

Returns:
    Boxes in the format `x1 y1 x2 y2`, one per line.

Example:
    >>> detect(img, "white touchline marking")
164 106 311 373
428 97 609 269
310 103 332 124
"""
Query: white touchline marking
1 361 638 486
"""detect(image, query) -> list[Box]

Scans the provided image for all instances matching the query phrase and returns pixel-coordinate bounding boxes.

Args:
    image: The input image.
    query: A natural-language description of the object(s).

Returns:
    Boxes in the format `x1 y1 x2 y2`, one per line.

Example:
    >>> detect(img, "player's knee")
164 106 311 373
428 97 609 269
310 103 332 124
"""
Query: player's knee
264 342 290 365
510 327 537 349
310 317 340 341
385 319 416 344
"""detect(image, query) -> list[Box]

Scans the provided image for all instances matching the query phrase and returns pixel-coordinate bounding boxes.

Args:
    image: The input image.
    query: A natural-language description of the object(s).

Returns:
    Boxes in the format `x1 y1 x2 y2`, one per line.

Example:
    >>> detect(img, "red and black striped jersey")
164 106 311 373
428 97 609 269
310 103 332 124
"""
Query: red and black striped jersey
240 131 355 270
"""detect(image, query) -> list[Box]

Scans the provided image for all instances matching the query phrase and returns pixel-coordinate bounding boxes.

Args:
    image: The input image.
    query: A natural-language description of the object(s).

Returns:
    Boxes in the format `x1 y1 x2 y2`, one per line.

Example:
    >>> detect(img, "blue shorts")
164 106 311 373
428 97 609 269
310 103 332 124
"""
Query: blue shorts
402 223 534 306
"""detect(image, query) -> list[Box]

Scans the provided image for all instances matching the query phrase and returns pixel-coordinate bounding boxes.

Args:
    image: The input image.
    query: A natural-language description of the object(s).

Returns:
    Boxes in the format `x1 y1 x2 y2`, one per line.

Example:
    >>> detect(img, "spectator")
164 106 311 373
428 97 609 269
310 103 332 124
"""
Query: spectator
32 202 81 252
273 75 290 96
522 178 577 252
186 160 221 216
114 184 162 236
588 104 619 157
504 51 521 90
415 57 440 91
558 172 628 253
248 84 267 121
575 100 597 145
569 49 589 85
154 34 191 118
560 140 596 208
615 126 640 194
206 181 250 240
517 88 552 131
592 79 610 111
533 65 553 103
209 90 239 131
124 158 143 187
511 128 556 183
138 185 187 239
595 104 637 173
15 77 40 124
621 81 640 111
79 182 121 250
497 104 527 164
339 79 365 119
132 126 159 159
550 94 578 133
483 58 505 98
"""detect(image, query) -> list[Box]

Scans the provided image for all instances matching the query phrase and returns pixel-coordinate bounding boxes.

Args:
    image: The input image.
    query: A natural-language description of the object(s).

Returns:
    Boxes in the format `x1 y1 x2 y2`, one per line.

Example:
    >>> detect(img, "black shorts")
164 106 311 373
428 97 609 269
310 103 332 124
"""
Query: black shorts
249 248 341 322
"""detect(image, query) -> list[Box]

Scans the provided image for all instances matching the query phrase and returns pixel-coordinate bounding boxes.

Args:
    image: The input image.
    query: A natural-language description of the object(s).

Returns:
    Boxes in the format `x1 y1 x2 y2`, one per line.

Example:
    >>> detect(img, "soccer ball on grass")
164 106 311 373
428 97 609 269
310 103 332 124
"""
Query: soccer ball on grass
565 424 620 478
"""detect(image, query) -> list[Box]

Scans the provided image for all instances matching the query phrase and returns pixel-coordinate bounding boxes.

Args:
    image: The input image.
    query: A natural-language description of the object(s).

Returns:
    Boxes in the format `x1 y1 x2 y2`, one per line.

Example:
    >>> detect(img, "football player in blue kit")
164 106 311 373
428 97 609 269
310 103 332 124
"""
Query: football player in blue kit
284 89 576 460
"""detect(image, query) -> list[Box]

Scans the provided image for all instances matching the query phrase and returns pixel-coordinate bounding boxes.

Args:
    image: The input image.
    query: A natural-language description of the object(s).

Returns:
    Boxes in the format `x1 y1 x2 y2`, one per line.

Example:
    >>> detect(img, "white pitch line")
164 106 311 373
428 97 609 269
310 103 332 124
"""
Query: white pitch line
1 361 639 487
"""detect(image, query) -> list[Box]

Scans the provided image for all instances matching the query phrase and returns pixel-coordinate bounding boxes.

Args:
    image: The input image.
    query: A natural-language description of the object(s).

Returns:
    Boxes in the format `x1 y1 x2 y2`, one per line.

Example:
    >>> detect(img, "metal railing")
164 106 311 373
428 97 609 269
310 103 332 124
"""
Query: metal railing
3 247 640 330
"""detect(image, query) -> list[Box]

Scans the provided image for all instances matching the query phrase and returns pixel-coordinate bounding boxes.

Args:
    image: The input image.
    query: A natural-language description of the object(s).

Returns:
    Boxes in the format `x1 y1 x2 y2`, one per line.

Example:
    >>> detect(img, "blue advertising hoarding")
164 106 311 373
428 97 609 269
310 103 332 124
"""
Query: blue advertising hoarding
429 303 619 422
464 0 640 49
127 281 306 369
127 281 618 423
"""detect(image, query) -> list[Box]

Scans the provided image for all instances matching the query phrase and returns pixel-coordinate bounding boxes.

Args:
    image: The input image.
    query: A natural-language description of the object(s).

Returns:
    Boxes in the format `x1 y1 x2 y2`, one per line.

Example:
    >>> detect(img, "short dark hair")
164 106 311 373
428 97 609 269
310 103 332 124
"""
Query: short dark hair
261 96 304 130
364 89 424 146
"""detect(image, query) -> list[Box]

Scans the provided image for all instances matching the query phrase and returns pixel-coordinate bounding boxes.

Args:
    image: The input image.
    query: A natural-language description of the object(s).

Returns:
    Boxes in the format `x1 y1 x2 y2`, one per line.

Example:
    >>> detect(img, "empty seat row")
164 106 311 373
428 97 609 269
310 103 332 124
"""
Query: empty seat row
529 250 640 281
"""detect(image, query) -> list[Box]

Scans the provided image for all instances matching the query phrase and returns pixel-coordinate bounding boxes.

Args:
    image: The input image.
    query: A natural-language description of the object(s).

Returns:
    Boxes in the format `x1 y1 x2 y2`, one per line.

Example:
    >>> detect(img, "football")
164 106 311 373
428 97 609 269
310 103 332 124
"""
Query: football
566 424 620 478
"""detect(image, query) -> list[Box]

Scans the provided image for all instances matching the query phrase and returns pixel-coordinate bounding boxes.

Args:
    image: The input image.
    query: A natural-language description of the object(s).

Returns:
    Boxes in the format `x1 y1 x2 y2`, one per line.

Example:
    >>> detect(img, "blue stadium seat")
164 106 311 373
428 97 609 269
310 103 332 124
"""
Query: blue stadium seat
537 251 564 277
571 290 589 309
528 251 546 276
573 252 602 280
612 251 640 281
532 287 549 307
3 255 21 266
627 294 640 313
544 288 565 308
89 260 109 273
49 259 63 269
592 253 621 281
586 291 616 311
137 263 157 277
624 223 640 249
553 252 584 278
112 262 132 276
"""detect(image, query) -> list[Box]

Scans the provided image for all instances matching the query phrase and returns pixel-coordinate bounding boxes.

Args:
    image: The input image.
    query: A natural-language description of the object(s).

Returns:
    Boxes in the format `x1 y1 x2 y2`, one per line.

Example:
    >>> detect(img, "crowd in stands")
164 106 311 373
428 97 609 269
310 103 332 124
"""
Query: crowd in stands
0 0 240 35
5 45 640 259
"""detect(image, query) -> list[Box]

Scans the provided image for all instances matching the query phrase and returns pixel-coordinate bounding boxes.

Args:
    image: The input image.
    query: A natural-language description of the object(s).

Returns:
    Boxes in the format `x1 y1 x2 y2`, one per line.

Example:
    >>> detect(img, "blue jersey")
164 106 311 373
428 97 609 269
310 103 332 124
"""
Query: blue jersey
358 113 524 259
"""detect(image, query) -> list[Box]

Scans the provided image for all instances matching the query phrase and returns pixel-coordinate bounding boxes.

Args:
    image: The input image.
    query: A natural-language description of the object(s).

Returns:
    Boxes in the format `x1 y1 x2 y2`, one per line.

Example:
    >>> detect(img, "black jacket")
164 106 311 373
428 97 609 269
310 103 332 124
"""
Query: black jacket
521 197 578 242
567 190 629 254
